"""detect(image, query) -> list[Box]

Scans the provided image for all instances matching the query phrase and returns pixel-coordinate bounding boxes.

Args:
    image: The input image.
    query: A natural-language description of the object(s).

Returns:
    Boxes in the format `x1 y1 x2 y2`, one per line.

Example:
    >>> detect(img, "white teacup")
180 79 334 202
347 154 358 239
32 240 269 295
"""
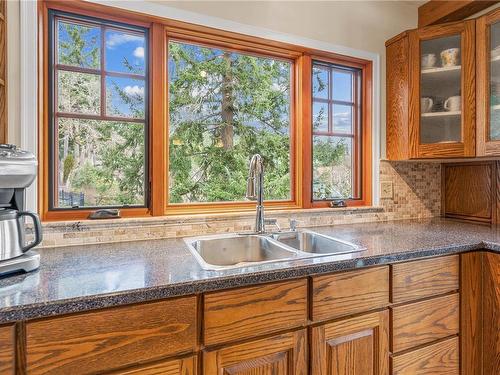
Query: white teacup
421 53 437 68
421 97 434 113
444 96 461 112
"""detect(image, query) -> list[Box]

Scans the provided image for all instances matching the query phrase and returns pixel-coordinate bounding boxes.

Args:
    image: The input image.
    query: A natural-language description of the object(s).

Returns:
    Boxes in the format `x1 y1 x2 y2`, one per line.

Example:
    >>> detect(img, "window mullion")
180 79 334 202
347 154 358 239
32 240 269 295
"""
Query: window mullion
100 24 106 117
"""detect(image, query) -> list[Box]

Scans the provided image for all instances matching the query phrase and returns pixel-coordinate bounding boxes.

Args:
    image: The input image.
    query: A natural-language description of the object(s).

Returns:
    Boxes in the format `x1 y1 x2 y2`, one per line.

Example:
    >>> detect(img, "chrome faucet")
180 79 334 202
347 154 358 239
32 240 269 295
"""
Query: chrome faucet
246 154 266 233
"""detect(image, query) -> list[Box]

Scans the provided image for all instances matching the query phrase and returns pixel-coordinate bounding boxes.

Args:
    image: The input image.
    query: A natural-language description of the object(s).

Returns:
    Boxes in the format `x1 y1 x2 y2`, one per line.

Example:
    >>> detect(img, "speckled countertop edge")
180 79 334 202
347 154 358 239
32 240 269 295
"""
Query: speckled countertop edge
0 240 497 324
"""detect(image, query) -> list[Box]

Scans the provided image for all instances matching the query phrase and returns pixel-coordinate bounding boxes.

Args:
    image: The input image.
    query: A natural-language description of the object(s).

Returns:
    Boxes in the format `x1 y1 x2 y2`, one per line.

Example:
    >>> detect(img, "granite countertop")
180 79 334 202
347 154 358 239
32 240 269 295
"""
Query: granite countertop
0 218 499 324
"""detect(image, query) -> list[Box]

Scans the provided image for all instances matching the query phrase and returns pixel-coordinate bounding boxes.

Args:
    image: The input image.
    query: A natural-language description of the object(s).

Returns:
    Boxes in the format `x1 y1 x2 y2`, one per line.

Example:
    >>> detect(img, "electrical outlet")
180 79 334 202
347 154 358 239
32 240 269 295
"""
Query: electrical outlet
380 181 393 199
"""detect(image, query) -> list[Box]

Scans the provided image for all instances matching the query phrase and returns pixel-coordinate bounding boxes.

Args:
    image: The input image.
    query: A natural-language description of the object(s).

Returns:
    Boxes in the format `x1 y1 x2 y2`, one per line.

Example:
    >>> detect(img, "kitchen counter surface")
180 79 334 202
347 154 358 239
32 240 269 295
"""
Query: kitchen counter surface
0 218 499 324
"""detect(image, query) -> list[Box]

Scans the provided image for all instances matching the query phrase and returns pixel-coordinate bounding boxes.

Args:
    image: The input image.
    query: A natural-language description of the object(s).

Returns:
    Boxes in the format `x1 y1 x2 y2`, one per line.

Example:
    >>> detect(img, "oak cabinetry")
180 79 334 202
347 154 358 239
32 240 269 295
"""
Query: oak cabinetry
203 279 307 346
203 329 307 375
386 20 476 159
391 293 459 353
391 255 459 304
476 8 500 156
312 266 389 321
0 325 14 375
25 297 197 375
311 310 389 375
107 356 197 375
391 337 459 375
4 254 487 374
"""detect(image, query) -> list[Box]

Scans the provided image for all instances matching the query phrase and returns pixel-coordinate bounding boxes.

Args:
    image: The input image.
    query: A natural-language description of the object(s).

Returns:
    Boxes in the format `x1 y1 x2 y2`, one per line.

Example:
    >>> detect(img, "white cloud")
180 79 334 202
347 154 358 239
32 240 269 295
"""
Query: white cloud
124 85 144 98
106 33 143 49
133 46 145 59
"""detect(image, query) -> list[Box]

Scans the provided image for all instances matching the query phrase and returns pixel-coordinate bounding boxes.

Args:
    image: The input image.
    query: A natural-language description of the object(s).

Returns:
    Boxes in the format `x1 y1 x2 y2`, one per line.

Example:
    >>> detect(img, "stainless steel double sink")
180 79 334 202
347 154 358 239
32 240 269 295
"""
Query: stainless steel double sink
184 230 365 270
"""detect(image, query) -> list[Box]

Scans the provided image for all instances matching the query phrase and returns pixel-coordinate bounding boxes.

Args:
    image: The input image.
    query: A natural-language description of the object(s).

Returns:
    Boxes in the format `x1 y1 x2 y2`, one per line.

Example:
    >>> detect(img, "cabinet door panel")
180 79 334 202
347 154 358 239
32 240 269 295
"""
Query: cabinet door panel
26 297 197 375
312 266 389 321
477 8 500 156
391 255 459 304
203 329 307 375
311 310 389 375
483 252 500 375
391 337 459 375
0 325 14 375
109 355 197 375
409 20 475 158
391 293 459 353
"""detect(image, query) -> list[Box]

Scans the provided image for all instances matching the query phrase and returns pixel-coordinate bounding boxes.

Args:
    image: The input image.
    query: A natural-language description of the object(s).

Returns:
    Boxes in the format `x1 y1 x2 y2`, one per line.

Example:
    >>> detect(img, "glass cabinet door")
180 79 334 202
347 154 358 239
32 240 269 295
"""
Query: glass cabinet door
477 9 500 156
420 35 462 144
489 21 500 142
410 20 475 158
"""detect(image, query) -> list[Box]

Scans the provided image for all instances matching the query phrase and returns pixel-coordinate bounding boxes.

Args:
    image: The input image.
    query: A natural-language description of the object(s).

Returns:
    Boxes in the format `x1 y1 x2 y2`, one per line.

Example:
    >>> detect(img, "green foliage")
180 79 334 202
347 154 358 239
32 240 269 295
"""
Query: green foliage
168 41 291 203
62 155 75 184
57 23 144 207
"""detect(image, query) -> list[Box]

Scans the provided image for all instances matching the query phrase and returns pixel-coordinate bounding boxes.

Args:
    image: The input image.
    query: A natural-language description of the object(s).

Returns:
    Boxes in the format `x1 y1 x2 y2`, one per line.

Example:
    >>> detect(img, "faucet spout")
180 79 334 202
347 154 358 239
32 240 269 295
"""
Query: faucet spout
246 154 265 233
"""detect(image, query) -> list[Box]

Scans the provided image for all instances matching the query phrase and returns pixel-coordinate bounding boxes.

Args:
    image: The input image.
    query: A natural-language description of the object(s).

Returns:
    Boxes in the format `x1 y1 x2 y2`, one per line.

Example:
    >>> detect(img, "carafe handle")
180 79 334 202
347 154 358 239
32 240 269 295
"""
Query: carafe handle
17 211 43 252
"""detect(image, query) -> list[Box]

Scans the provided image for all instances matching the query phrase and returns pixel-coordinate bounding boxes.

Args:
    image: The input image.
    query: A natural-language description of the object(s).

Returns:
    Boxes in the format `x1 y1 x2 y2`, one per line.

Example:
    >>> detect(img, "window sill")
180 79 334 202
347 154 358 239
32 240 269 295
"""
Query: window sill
42 206 384 232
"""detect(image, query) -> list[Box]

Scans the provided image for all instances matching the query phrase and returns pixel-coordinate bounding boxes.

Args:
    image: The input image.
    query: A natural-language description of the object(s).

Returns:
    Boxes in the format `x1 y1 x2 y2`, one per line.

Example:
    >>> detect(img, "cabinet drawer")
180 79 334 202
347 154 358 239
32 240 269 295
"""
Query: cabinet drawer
108 355 197 375
312 266 389 321
391 293 459 353
0 325 14 375
26 296 197 375
391 337 459 375
203 279 307 346
392 255 459 304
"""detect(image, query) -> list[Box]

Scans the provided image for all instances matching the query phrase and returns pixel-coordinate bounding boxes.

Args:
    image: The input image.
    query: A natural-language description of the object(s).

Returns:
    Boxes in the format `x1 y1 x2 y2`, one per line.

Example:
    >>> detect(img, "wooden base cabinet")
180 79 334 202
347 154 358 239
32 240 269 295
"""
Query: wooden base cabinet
311 310 389 375
109 356 197 375
0 325 14 375
203 330 307 375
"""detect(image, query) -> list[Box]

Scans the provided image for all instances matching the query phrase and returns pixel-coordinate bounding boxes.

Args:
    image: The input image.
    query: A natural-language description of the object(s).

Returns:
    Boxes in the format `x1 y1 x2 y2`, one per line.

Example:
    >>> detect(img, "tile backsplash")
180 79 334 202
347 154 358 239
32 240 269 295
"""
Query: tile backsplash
40 160 442 247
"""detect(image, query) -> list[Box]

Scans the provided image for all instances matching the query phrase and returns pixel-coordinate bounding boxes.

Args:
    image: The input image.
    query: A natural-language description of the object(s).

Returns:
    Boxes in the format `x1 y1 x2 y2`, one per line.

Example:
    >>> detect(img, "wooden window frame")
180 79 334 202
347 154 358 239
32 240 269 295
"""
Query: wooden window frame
39 0 372 221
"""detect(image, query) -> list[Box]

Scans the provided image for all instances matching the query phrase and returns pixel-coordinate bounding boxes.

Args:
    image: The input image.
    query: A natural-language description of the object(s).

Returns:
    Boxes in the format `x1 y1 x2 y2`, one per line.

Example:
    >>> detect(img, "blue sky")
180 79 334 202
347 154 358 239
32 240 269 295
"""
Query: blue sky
57 21 146 118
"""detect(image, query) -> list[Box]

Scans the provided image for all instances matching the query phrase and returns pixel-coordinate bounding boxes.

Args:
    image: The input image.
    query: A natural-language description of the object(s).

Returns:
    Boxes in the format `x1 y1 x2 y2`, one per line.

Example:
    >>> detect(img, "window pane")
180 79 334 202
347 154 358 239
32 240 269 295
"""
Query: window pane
333 104 353 133
332 70 352 102
58 71 100 115
105 30 146 75
168 41 292 204
106 77 146 119
313 136 353 200
56 118 145 207
313 102 328 132
312 66 329 99
57 20 100 69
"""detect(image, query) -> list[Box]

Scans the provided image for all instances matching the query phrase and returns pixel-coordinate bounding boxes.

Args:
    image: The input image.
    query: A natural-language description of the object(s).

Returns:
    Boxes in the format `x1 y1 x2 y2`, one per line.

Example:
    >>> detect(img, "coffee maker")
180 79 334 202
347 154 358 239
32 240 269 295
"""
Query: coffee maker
0 144 41 276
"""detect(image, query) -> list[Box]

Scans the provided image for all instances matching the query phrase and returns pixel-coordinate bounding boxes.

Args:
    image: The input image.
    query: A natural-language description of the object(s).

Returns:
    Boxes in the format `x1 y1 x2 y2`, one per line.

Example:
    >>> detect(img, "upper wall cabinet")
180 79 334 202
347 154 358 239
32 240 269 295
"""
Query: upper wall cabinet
477 8 500 156
387 20 476 159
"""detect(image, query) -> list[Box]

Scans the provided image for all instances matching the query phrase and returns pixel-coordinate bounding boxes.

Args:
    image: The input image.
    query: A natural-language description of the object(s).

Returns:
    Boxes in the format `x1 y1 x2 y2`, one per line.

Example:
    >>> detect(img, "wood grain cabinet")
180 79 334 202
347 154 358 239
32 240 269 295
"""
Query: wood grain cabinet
476 8 500 156
25 297 198 375
107 356 197 375
203 329 307 375
0 0 6 144
311 310 390 375
0 325 14 375
386 20 476 159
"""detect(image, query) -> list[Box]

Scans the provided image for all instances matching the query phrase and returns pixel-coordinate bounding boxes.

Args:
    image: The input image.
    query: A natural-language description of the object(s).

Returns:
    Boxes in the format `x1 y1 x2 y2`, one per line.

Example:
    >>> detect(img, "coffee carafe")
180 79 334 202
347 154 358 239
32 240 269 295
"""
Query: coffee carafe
0 144 41 275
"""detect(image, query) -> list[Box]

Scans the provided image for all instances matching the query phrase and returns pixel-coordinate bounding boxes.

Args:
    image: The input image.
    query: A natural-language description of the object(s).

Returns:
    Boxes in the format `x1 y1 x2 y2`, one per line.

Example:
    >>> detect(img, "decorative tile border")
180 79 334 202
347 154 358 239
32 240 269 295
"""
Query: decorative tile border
40 161 442 247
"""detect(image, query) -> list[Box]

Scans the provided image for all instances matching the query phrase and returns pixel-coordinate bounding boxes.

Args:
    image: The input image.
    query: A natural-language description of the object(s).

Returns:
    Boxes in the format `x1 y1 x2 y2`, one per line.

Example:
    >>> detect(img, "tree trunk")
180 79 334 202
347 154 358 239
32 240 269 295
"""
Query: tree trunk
221 52 234 150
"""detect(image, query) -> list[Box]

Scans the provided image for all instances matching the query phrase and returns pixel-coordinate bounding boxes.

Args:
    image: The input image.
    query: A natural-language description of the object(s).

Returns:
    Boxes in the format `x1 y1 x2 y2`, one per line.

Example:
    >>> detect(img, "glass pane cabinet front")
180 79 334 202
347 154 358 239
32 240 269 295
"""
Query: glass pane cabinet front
420 35 462 144
490 21 500 141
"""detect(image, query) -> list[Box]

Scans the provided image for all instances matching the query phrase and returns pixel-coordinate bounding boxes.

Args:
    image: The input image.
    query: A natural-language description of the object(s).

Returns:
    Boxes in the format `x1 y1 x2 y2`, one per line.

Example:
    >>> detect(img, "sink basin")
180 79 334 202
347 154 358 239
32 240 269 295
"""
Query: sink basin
271 230 365 255
184 234 298 270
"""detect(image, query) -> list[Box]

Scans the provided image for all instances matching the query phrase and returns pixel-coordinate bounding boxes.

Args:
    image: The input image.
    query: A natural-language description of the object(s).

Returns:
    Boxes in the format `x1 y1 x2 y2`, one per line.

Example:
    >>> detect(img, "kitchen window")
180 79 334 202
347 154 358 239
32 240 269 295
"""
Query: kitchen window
47 10 148 211
167 40 293 205
40 1 372 220
312 62 362 201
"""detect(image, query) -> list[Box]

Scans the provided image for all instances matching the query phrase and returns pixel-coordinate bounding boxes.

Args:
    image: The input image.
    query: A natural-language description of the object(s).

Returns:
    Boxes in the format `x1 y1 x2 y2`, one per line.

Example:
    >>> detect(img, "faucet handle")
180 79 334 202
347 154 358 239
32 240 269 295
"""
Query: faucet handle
289 219 298 231
264 218 281 232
